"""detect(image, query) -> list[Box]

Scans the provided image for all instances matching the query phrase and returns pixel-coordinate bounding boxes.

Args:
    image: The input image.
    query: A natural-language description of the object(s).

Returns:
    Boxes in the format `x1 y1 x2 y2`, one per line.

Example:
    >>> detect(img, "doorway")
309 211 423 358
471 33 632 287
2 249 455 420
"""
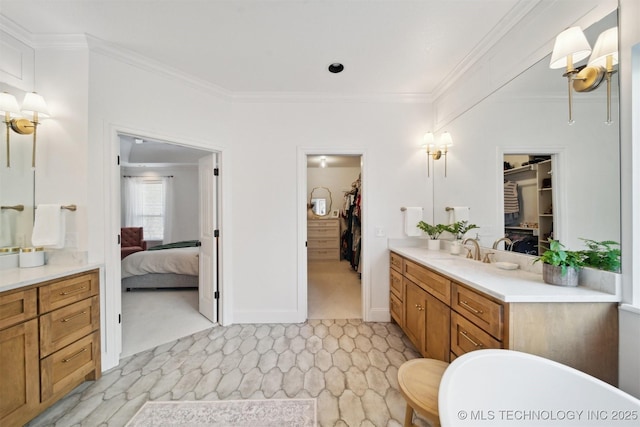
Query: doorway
306 154 363 319
118 133 218 357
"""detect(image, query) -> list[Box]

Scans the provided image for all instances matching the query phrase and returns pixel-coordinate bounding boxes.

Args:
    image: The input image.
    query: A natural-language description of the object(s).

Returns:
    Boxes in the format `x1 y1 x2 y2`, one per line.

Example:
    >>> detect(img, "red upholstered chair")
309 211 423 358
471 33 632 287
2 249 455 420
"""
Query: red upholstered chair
121 227 148 259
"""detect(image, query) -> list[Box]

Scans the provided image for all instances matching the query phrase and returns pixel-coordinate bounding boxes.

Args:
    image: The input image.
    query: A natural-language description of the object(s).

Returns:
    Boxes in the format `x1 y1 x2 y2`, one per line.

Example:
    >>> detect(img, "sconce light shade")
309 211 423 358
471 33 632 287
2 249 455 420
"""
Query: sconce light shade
588 27 618 69
0 92 21 116
440 131 453 148
21 92 50 118
550 26 591 70
422 132 434 146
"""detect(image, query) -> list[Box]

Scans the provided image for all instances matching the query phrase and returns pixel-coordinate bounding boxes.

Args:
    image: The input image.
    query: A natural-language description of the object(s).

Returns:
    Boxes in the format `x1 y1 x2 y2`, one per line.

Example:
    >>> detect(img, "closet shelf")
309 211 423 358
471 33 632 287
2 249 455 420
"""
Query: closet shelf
504 164 536 176
505 226 538 231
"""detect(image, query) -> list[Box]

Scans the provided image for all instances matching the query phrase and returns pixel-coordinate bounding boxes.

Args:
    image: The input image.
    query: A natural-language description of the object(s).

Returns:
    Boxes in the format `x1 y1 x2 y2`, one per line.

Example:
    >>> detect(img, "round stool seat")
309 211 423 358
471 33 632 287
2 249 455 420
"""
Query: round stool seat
398 358 449 427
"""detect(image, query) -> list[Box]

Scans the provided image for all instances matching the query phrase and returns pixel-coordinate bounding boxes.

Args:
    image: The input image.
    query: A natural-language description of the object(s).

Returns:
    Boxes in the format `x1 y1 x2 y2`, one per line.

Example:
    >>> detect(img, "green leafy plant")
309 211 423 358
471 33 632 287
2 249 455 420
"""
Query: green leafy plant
534 239 585 276
578 239 621 272
443 220 479 240
417 221 446 240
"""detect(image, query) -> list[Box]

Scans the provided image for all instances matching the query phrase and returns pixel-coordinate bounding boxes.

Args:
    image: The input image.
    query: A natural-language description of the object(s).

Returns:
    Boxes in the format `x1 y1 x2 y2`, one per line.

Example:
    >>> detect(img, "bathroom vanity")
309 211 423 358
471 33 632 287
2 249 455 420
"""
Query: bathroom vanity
390 246 619 386
0 265 101 426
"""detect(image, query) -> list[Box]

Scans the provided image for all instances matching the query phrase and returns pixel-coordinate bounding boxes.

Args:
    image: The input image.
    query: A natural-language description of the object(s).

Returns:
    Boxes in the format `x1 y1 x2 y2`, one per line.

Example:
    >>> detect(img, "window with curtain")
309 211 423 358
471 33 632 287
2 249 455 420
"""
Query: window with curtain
123 176 174 243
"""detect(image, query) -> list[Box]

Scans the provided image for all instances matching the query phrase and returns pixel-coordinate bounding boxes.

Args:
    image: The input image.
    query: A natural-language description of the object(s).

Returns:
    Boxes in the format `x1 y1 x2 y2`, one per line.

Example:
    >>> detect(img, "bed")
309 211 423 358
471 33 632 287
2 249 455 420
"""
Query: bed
121 242 200 291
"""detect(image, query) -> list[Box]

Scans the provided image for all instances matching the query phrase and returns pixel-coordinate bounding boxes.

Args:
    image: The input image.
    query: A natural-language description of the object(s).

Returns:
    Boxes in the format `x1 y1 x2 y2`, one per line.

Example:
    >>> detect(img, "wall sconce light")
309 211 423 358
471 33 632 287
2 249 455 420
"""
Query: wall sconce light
0 91 49 168
550 26 618 124
320 156 327 168
423 131 453 177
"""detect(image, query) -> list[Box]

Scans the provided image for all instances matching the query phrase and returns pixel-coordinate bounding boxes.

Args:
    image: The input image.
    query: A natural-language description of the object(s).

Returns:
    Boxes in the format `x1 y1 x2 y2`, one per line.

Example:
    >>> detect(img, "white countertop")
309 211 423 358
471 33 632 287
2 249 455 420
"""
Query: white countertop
389 245 620 303
0 263 103 293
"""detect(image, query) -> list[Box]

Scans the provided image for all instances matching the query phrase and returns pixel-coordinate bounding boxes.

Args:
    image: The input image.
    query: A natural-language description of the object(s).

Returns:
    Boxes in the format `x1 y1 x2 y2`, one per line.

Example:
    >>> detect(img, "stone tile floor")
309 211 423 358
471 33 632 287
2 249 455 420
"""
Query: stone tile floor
27 320 433 427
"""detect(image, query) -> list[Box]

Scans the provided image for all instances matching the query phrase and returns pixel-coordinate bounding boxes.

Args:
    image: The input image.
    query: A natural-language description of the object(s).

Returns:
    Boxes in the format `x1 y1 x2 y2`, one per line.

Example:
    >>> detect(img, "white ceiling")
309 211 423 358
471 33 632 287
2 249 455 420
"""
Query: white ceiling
1 0 523 95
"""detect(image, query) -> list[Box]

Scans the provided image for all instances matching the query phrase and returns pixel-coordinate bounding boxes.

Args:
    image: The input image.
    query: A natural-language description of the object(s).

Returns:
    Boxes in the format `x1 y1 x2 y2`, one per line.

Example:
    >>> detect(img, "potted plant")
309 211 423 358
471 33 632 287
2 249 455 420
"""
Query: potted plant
444 220 479 241
534 239 586 287
417 221 445 250
578 239 621 272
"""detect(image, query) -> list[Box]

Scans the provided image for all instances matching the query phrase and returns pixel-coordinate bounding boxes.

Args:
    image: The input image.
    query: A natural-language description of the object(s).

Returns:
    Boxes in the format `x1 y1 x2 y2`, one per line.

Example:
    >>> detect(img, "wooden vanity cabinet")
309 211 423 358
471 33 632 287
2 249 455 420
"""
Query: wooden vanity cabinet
390 251 618 385
0 269 101 427
398 257 451 362
389 252 404 326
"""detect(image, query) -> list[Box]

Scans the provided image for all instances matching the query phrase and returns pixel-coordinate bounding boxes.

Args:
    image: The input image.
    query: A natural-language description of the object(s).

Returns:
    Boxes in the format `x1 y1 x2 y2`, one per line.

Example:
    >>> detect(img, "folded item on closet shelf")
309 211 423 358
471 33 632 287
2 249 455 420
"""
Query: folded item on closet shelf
403 207 423 237
31 204 65 248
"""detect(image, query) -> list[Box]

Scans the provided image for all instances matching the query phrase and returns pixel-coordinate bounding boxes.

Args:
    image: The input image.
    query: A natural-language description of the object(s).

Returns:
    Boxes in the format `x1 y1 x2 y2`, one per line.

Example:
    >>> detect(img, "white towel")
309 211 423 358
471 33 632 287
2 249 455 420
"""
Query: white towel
403 207 423 237
0 211 12 246
449 206 470 224
32 204 65 248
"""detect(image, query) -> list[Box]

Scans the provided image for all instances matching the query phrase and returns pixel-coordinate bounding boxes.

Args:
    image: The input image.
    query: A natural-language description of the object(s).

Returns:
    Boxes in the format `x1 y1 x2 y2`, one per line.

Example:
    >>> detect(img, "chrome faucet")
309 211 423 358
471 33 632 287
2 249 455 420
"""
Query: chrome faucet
462 238 482 261
492 237 513 251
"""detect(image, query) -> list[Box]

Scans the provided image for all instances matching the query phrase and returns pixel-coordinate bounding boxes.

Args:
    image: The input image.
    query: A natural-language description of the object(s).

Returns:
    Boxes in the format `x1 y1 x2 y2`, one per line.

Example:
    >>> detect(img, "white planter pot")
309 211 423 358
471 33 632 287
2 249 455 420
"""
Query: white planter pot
427 239 441 251
450 240 462 255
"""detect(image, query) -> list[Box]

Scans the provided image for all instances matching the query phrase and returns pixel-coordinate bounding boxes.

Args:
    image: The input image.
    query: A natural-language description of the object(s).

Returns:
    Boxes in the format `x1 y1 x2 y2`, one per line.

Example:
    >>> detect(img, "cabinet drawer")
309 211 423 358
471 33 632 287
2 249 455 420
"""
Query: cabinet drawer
390 252 403 273
450 311 502 357
39 270 99 314
40 296 100 358
308 238 338 249
308 248 340 260
308 228 339 239
40 330 100 402
390 268 403 299
308 219 339 229
390 292 403 326
404 259 450 304
451 283 503 339
0 288 37 330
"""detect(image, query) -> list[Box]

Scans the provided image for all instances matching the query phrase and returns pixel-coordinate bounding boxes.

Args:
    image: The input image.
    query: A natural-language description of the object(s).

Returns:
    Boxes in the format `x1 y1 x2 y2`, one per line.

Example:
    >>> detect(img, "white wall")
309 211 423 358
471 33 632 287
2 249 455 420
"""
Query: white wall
121 165 200 242
230 99 431 322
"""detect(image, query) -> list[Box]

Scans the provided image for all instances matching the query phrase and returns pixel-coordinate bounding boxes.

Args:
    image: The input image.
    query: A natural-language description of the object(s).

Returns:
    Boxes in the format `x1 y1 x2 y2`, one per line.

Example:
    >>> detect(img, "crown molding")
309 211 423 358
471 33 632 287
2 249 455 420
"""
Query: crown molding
85 35 233 99
431 0 541 101
0 15 87 49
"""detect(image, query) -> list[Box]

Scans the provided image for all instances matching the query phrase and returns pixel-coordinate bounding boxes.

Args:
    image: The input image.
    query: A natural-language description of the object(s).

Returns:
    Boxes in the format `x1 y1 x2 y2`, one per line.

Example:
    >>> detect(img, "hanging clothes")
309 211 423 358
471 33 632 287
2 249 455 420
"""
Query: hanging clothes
341 175 362 271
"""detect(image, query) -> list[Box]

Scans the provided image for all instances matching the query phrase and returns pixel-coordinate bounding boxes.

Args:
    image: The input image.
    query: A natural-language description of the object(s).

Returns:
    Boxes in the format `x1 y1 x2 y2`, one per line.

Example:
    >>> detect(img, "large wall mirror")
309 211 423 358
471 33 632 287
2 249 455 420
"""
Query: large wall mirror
0 85 35 252
433 10 621 256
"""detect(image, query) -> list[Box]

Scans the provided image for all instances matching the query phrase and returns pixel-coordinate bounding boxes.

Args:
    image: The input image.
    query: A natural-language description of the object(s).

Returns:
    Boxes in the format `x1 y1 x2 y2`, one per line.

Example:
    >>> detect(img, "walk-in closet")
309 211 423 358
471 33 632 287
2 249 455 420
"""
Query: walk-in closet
306 155 362 319
502 154 555 255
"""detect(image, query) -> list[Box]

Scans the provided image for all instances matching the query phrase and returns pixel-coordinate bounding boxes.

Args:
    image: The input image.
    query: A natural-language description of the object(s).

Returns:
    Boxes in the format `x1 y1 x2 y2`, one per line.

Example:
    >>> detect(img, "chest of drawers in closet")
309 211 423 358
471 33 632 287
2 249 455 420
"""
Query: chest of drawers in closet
307 218 340 260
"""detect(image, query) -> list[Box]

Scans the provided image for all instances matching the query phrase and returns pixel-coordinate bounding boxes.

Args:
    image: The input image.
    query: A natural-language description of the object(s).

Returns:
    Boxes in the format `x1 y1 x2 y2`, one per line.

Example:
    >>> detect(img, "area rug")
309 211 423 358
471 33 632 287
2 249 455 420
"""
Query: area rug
126 398 317 426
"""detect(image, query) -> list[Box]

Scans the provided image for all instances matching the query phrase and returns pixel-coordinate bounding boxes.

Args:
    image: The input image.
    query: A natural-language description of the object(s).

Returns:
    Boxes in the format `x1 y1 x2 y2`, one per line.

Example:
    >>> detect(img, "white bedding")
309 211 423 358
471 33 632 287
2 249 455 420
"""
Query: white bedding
121 247 199 278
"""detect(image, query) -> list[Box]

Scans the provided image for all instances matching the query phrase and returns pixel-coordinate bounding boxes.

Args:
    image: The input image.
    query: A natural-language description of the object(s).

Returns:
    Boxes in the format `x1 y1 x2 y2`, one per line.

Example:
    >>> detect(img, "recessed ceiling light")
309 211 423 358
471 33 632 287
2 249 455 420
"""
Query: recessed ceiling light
134 138 144 144
328 63 344 73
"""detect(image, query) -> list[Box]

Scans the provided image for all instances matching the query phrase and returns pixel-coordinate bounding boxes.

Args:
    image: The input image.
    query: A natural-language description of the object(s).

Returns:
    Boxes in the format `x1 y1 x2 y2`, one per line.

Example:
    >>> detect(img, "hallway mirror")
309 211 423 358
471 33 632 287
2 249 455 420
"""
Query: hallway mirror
310 187 332 217
432 10 620 254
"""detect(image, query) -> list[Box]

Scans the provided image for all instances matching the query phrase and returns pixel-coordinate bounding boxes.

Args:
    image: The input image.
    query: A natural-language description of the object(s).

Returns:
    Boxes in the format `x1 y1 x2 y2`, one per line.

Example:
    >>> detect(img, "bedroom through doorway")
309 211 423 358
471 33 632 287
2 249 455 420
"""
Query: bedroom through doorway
118 133 218 357
306 154 362 319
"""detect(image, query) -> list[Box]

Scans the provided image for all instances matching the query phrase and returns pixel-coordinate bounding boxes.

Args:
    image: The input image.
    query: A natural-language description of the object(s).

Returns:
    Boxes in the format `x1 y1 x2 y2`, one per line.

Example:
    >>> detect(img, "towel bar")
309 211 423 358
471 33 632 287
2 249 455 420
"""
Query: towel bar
445 206 471 211
1 204 24 211
35 204 77 211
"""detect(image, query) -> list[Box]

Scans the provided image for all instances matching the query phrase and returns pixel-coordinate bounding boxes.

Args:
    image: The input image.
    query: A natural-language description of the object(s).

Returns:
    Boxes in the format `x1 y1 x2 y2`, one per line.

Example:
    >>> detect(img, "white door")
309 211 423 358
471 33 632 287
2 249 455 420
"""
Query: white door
198 154 218 321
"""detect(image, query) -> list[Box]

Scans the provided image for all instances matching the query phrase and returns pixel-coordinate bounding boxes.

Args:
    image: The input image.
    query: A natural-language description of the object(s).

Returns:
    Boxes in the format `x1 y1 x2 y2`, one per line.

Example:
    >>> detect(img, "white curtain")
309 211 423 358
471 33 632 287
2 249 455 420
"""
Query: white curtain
162 177 174 244
123 177 144 227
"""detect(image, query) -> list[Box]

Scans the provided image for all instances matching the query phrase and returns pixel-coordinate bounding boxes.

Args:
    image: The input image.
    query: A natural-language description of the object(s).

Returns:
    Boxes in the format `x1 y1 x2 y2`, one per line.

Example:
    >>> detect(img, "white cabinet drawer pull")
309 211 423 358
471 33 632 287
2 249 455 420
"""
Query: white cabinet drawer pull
62 347 87 363
61 311 87 323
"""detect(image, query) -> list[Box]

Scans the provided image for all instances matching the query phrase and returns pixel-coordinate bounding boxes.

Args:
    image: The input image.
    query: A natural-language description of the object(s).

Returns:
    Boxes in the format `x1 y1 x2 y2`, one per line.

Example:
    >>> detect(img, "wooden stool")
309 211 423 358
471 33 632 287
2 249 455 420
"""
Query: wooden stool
398 358 449 427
